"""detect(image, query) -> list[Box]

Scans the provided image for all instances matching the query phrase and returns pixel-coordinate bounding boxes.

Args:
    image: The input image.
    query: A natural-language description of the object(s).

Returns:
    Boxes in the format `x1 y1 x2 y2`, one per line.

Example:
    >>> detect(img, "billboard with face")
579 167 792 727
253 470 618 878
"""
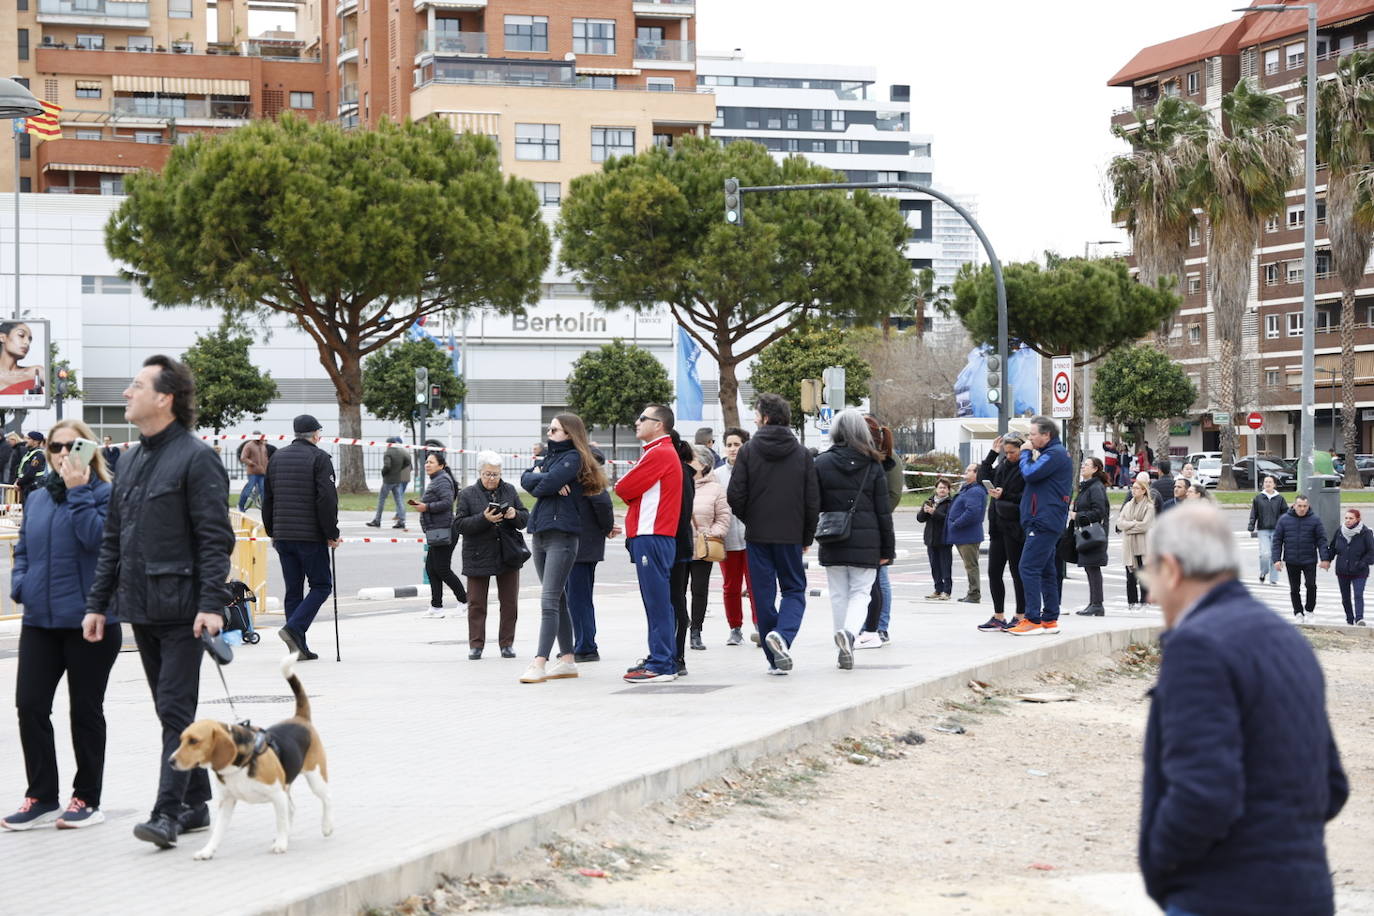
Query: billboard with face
0 319 50 410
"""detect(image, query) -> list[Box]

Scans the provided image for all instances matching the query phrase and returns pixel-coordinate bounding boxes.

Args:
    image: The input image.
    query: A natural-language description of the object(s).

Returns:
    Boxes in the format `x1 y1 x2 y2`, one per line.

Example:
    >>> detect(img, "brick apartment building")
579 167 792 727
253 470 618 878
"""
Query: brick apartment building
1110 0 1374 456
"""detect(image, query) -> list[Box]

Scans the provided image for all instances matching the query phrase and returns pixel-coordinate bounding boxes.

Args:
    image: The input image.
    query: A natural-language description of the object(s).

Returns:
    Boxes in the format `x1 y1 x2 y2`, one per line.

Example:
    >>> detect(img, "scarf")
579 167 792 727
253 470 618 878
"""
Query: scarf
1341 521 1365 542
42 471 67 504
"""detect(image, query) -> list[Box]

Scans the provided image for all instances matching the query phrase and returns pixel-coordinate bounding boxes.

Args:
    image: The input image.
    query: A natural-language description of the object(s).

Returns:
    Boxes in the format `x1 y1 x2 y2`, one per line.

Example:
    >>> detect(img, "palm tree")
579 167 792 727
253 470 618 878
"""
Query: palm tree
1316 51 1374 488
1107 96 1208 455
890 267 950 340
1193 81 1299 489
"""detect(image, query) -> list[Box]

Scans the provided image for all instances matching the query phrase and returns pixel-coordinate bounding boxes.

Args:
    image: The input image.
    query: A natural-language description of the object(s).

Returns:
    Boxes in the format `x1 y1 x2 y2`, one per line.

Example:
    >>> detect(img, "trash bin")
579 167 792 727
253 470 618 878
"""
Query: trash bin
1304 476 1341 538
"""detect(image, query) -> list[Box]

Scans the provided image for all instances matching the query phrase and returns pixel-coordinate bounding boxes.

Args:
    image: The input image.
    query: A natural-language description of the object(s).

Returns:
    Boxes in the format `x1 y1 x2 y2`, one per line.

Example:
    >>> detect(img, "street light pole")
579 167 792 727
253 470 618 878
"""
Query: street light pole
0 77 43 320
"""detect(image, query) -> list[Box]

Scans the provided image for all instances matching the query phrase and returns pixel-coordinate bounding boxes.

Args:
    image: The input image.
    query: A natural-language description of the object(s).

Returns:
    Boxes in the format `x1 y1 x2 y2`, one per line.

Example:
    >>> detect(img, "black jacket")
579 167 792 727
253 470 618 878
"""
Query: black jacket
1151 474 1175 509
1272 508 1331 567
455 479 528 576
16 446 46 500
676 461 696 562
418 469 459 537
262 438 339 542
977 448 1024 542
573 489 615 564
1072 477 1111 568
1248 492 1289 532
1328 525 1374 578
726 424 820 546
814 446 894 568
918 494 953 548
86 422 235 625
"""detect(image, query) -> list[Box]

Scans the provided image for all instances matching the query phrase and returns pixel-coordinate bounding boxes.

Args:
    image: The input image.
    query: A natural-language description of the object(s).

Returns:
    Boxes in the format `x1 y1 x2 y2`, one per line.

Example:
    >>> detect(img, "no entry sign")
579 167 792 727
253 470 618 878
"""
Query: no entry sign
1051 356 1073 419
1247 411 1264 431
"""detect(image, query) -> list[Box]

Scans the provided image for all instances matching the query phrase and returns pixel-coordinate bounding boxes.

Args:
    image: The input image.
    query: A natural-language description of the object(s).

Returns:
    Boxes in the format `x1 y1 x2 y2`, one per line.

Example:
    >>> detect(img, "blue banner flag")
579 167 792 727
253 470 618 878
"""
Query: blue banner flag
675 326 703 423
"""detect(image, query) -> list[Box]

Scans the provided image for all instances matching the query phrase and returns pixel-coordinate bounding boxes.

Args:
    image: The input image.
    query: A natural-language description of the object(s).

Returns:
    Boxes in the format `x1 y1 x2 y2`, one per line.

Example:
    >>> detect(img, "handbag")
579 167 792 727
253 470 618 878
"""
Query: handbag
496 524 532 569
694 530 726 562
424 526 452 547
1056 525 1078 563
1076 522 1107 552
815 464 877 545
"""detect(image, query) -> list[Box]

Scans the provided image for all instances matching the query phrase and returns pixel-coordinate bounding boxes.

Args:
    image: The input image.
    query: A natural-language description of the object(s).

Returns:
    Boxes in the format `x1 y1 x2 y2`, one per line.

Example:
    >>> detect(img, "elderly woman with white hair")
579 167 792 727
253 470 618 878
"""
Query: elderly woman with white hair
687 443 731 651
454 450 529 660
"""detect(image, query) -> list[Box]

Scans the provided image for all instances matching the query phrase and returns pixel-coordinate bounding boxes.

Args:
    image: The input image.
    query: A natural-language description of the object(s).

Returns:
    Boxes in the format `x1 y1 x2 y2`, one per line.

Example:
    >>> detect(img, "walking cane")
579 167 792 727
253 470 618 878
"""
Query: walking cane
331 546 341 662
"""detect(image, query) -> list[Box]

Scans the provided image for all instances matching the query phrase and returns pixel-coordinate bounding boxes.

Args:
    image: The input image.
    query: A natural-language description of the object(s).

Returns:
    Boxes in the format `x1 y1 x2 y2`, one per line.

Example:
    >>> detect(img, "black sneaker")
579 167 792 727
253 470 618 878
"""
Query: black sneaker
298 646 320 661
1 797 59 831
178 803 211 833
690 629 706 651
364 520 381 528
392 521 406 530
1075 605 1105 617
675 659 688 677
976 616 1008 631
55 798 104 829
573 652 600 662
277 626 303 658
500 646 516 659
133 812 180 849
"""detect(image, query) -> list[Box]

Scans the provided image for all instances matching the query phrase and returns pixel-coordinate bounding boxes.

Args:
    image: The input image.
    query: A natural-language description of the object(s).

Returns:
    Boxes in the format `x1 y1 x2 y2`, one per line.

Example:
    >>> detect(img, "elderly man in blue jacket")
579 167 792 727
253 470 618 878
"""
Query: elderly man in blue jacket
1139 502 1347 916
1008 416 1073 635
945 462 987 604
1272 494 1331 620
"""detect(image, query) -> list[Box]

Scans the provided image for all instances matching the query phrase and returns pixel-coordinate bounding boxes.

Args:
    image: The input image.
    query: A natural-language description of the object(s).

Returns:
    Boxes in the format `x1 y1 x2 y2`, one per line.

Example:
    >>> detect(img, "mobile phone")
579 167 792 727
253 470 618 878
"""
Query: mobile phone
980 479 995 492
66 438 98 474
488 502 508 512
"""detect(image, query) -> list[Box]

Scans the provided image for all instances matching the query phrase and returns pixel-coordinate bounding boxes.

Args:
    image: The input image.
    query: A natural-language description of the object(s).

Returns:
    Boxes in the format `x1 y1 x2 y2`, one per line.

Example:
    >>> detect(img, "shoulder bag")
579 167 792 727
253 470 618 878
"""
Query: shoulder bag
693 530 726 562
815 463 877 545
496 523 532 569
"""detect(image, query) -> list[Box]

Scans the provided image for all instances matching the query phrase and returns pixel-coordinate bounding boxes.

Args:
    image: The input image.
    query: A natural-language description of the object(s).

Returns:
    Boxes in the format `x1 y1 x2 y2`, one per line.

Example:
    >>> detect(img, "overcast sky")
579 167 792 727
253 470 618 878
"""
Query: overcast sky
698 0 1254 264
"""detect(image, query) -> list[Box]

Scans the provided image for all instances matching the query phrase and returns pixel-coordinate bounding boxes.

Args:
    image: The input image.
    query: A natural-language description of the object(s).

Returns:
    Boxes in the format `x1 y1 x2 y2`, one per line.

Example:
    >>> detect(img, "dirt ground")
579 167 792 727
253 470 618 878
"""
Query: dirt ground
374 630 1374 916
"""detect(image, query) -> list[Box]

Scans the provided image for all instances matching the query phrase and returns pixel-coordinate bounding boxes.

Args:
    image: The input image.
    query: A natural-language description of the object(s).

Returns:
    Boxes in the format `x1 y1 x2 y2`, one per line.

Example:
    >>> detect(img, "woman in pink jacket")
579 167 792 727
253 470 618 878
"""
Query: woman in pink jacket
688 444 732 651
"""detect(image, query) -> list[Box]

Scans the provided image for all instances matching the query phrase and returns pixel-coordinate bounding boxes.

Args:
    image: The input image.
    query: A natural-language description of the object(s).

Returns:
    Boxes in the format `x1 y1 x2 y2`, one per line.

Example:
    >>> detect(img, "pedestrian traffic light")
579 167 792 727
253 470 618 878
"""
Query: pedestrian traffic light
986 354 1001 404
801 378 821 414
428 383 443 413
414 367 428 404
724 177 744 226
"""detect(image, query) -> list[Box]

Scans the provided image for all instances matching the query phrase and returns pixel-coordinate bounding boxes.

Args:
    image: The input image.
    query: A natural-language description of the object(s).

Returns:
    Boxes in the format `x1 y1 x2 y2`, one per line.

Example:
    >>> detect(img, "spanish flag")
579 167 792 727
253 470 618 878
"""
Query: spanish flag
23 101 62 141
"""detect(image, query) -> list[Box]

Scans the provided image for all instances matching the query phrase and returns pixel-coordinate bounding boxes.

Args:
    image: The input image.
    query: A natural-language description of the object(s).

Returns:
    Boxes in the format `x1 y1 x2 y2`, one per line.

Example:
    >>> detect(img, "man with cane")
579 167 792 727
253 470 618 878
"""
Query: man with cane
83 355 236 850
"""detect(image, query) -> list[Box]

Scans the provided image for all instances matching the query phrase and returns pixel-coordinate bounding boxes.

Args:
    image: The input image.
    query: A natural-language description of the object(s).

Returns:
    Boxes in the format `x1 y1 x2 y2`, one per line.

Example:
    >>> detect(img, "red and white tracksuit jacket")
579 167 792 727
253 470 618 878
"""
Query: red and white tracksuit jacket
614 435 683 538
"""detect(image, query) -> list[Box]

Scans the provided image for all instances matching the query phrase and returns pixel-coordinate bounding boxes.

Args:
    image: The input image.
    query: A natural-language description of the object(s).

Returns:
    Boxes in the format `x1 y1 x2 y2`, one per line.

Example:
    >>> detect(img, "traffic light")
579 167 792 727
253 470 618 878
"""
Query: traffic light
724 177 744 226
800 378 821 414
822 366 846 408
986 353 1001 404
428 383 443 413
414 366 428 404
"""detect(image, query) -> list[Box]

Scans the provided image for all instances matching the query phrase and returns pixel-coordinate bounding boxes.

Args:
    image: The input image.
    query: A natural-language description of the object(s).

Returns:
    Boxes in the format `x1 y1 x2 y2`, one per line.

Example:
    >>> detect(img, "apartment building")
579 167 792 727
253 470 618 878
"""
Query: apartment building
1110 0 1374 456
931 195 979 293
324 0 713 201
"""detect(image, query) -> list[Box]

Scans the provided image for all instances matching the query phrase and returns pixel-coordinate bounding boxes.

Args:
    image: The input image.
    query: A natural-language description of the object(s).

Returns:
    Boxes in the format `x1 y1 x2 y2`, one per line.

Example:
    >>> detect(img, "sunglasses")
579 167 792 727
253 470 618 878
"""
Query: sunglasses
48 441 75 453
636 414 662 424
547 426 564 434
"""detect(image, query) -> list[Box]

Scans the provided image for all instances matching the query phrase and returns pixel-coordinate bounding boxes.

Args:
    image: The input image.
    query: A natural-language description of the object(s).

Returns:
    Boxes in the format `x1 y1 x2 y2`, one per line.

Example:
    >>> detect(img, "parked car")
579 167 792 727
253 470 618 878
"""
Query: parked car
1185 451 1221 469
1195 457 1222 488
1232 455 1298 490
1332 455 1374 487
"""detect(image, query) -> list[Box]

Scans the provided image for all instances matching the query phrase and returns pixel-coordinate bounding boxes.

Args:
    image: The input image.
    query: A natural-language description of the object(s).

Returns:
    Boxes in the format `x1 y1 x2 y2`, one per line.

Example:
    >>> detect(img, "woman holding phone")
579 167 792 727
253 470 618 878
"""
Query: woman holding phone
2 419 115 830
411 450 467 618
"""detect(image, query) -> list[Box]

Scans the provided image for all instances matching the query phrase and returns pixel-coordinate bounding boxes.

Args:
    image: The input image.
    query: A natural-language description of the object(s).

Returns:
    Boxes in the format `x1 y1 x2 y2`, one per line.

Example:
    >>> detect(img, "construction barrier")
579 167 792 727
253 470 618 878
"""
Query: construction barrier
228 510 272 614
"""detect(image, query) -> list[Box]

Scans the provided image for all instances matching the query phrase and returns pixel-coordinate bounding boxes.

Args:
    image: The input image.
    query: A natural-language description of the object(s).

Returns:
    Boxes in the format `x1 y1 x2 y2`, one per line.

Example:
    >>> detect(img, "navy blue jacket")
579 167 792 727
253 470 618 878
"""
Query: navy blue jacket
13 477 114 628
943 482 986 546
572 489 615 563
1272 507 1331 567
1328 525 1374 578
1140 579 1347 915
1018 437 1073 532
520 439 584 536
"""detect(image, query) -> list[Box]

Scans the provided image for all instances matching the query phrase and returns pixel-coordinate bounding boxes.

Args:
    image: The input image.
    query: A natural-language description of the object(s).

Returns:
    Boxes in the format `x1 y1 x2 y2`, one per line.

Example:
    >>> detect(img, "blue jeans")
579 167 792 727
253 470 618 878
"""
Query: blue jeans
373 482 407 525
238 474 264 511
531 530 578 660
927 544 953 594
629 535 676 674
1256 528 1275 581
566 561 599 655
1338 575 1367 622
876 564 891 630
1018 525 1061 623
745 542 807 668
274 540 333 638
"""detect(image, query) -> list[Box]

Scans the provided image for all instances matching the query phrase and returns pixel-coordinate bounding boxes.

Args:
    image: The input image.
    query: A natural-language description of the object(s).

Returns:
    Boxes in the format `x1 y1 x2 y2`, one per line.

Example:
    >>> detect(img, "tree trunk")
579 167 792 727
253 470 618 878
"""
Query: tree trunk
716 344 742 429
1216 337 1238 490
1342 287 1362 488
334 352 368 494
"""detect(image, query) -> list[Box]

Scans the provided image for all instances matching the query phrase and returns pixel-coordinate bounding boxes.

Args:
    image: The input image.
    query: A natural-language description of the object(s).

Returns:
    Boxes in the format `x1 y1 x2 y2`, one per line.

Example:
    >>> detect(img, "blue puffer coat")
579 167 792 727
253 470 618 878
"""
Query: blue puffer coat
520 439 584 535
12 477 114 628
944 482 986 546
1271 507 1331 567
1328 524 1374 578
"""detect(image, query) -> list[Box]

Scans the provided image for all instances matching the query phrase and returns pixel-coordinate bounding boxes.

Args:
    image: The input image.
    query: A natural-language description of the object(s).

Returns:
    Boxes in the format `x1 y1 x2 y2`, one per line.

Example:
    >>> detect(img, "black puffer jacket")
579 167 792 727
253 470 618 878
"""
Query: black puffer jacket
918 494 953 547
1072 477 1111 568
455 479 528 576
814 446 894 568
726 424 820 546
418 469 459 537
1248 492 1289 532
977 448 1025 542
86 422 235 624
262 438 339 542
573 489 615 563
676 461 696 562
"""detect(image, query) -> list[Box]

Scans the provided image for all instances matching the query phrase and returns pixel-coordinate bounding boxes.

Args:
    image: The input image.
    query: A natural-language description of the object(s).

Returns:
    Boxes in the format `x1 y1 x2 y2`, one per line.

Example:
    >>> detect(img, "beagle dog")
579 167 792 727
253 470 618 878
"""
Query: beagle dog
172 653 332 859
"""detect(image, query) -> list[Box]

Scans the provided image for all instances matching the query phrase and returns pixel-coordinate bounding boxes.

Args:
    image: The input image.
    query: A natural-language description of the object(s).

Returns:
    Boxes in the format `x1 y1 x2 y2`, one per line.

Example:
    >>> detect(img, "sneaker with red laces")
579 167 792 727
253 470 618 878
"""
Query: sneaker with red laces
1004 619 1044 636
56 798 105 829
1 797 59 831
624 667 677 684
1040 620 1061 635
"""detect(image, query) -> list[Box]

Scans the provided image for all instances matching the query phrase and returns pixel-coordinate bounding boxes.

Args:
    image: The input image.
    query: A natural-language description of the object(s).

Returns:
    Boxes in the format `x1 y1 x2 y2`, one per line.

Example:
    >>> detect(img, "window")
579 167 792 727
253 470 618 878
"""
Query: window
17 29 28 62
811 141 825 152
1266 370 1282 387
168 0 191 17
591 127 633 162
811 109 825 128
744 113 759 129
1188 324 1202 345
831 109 845 129
435 18 460 33
1265 263 1280 285
573 19 615 55
75 129 101 140
289 92 314 109
712 107 723 128
75 33 104 50
75 82 101 99
1368 305 1374 326
1187 274 1201 294
127 35 152 51
81 275 132 294
1162 80 1179 98
835 139 859 153
1287 261 1304 284
18 0 27 10
1288 312 1303 336
1170 322 1184 339
1264 48 1281 75
575 75 615 90
1287 41 1305 69
766 114 781 129
1187 71 1199 94
1316 308 1336 331
786 138 798 152
1265 214 1280 232
1188 223 1200 245
646 78 675 92
362 37 367 61
786 111 798 129
877 171 900 183
1317 249 1332 277
515 122 559 161
134 131 161 144
1316 198 1327 223
532 182 561 205
17 132 29 160
637 25 664 41
1266 314 1281 339
1287 204 1304 228
652 132 672 148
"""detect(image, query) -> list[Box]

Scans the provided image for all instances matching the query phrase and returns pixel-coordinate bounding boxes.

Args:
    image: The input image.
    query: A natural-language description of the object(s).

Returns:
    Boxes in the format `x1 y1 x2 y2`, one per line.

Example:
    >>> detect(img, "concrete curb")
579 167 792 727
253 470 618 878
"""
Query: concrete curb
262 624 1163 916
356 584 427 600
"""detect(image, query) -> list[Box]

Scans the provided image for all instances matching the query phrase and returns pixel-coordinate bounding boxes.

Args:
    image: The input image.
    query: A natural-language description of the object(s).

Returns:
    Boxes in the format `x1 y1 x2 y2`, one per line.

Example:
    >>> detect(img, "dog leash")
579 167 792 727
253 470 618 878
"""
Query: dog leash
210 660 245 725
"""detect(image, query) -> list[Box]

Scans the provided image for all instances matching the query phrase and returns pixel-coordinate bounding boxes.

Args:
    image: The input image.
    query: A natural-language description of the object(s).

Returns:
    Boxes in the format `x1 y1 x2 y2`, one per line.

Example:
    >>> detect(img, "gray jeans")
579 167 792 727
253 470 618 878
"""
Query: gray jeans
532 530 578 659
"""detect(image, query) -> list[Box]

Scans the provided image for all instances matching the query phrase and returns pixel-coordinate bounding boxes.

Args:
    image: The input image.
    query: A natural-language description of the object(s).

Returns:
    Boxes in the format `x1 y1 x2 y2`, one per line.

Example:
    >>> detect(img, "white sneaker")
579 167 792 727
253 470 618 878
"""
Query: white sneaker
518 664 547 684
853 631 884 650
420 608 446 619
764 631 792 671
545 659 579 680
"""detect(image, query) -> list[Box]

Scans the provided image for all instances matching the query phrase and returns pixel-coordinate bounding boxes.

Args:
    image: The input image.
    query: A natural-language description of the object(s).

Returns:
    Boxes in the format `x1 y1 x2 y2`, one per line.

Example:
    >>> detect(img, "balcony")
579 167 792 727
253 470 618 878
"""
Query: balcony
633 38 694 68
336 0 357 15
37 0 149 28
339 83 359 112
413 0 485 9
37 41 320 61
338 32 358 63
111 97 252 121
415 31 489 57
633 0 694 16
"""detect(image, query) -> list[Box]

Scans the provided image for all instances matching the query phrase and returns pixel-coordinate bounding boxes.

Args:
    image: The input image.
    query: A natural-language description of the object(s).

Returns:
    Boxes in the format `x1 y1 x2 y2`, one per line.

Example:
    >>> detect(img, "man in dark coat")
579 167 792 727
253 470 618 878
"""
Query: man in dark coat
1151 458 1175 508
1012 416 1073 635
262 414 341 660
1139 502 1347 916
976 433 1026 630
83 355 235 850
1272 494 1331 620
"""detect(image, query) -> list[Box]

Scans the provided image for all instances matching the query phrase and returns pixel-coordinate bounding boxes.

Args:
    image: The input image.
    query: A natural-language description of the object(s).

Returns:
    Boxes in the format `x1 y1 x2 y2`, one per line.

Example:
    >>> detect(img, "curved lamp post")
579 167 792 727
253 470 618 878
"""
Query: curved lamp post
3 77 43 322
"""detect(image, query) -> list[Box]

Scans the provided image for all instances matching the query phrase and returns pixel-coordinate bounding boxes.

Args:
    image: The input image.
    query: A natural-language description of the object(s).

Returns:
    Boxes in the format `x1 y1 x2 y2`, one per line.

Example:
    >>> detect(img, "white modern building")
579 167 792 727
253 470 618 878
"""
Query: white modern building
697 52 979 332
931 195 981 293
0 194 738 480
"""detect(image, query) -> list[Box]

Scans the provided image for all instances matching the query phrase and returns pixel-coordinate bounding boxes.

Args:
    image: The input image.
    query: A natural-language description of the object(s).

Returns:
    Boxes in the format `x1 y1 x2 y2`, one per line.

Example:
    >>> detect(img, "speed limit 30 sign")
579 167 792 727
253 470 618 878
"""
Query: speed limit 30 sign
1051 356 1073 419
